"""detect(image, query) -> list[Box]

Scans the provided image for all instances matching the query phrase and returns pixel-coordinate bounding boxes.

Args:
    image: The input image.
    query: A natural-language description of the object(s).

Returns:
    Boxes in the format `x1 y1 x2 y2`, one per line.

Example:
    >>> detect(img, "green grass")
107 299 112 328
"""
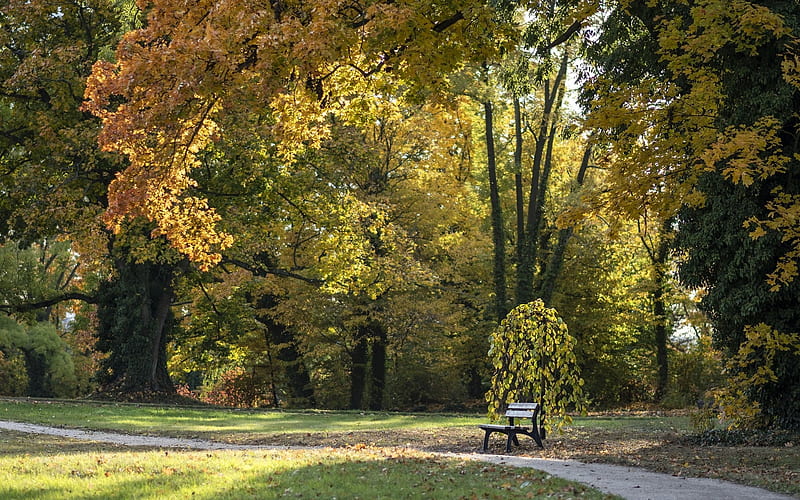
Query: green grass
0 399 691 437
0 399 483 438
0 429 618 499
2 399 794 497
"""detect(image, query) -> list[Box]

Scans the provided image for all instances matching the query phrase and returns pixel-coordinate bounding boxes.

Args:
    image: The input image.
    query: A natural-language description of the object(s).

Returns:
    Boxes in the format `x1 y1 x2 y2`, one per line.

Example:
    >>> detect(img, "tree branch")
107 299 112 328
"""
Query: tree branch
0 292 98 313
544 20 582 51
223 258 324 285
433 11 464 33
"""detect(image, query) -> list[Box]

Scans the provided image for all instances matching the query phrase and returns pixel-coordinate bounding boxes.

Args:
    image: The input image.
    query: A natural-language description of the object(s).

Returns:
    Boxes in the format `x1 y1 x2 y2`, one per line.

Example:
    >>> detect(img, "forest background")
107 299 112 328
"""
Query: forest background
1 0 799 431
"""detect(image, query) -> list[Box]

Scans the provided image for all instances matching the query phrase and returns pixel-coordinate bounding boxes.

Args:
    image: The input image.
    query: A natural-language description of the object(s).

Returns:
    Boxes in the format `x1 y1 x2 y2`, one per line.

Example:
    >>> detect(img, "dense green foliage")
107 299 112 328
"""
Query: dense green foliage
0 316 78 397
584 0 800 429
673 2 800 430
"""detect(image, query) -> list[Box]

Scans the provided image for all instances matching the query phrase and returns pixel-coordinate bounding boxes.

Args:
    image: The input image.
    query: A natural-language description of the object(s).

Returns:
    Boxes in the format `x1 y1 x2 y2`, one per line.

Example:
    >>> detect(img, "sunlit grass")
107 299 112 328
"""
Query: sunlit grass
0 430 619 499
0 400 483 438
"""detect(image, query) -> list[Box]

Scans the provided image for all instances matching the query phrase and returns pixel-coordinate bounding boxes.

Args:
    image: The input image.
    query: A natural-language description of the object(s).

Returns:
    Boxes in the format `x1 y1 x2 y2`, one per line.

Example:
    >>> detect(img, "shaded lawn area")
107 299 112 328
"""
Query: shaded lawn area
1 400 798 497
0 430 616 500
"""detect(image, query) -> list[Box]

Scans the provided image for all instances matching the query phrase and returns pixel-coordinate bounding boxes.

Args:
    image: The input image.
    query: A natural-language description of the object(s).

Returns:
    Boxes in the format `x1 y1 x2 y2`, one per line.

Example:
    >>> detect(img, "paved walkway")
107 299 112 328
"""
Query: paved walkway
0 420 795 500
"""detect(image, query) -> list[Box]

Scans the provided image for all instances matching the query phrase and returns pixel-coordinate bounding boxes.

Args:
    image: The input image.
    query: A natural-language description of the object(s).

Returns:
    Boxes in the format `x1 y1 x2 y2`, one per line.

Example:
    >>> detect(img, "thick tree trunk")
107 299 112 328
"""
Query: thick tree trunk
95 258 176 397
257 294 315 407
278 339 315 406
23 349 51 397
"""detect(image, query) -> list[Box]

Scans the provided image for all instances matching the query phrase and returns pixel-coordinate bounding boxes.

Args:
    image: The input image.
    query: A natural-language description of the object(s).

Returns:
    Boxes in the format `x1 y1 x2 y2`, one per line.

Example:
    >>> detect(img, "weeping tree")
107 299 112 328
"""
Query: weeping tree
486 299 586 435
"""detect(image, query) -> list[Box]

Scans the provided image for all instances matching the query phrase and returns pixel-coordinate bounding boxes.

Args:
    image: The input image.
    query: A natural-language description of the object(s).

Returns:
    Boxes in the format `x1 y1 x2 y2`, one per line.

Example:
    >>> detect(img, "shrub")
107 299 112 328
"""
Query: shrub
689 407 718 433
0 316 78 397
486 300 587 433
710 324 800 430
200 367 272 408
0 350 29 396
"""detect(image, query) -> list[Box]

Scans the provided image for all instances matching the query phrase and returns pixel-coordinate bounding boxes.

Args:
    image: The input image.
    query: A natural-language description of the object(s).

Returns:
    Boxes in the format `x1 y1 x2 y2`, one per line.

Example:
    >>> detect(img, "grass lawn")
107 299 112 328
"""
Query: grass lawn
0 430 617 500
0 399 619 499
1 399 798 497
0 399 482 439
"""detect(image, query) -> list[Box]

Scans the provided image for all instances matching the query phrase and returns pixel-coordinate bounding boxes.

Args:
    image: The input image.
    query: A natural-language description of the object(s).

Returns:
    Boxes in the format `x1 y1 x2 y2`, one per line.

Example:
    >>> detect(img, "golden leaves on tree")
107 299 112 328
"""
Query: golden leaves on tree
83 0 500 268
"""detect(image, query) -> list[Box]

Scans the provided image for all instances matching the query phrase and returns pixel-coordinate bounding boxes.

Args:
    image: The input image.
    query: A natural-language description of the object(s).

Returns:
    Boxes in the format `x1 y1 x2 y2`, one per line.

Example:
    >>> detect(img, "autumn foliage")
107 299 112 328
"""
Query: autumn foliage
3 0 800 431
81 0 503 269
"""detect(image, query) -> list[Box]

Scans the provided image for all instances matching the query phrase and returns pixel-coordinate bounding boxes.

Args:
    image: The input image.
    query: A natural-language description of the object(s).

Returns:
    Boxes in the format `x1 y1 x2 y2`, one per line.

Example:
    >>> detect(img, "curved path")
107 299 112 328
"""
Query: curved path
0 420 795 500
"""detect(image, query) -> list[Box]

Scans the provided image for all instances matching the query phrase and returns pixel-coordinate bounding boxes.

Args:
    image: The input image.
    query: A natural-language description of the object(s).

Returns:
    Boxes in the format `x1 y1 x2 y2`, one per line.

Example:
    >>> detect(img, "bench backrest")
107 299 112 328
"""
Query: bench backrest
507 402 538 411
505 410 534 419
504 402 539 420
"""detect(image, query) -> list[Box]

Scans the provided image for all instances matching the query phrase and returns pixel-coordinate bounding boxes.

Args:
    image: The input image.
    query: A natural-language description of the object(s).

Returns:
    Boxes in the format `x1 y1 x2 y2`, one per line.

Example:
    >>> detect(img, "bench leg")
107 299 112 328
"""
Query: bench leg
505 432 514 453
482 430 492 452
531 430 544 448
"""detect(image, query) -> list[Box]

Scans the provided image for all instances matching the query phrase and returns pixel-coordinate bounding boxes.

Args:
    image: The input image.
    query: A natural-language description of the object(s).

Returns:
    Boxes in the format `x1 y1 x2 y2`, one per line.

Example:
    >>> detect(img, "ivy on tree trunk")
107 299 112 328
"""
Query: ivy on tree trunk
95 258 177 396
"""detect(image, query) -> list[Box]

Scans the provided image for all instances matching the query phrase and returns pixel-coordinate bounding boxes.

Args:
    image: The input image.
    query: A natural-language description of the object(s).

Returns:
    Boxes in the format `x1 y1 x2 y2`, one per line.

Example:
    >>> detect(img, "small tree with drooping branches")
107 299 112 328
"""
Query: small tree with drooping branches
486 300 586 434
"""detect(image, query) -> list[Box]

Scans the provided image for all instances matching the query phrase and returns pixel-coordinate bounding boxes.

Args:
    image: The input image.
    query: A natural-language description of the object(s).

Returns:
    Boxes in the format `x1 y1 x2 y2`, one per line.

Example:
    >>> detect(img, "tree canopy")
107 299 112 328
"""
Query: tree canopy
1 0 799 429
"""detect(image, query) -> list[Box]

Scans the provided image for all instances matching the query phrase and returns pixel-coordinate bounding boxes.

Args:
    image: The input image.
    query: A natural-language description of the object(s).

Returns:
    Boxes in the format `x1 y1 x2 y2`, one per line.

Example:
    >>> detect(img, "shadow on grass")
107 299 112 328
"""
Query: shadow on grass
0 431 618 500
0 430 141 457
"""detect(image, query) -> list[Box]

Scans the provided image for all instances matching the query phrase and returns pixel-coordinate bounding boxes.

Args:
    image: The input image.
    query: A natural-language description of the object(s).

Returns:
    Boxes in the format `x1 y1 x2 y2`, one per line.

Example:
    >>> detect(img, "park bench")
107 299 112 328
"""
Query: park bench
478 402 544 453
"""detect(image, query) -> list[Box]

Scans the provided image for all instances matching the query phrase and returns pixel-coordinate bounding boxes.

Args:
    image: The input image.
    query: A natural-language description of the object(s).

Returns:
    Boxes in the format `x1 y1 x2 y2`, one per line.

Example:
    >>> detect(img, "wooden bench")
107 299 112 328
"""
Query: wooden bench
478 402 544 453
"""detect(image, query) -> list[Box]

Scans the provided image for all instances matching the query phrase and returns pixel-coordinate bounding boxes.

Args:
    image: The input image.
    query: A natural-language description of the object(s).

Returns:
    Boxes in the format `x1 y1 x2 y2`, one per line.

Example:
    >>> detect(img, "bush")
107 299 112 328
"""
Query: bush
486 300 587 432
711 324 800 430
0 316 79 398
689 407 718 433
200 367 273 408
0 350 29 396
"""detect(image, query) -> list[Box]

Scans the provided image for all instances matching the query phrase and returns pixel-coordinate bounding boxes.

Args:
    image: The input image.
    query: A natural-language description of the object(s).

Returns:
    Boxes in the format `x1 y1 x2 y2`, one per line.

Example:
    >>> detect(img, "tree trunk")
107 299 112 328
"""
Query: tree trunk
257 294 315 407
513 96 534 305
23 349 51 397
369 321 387 411
349 329 369 409
517 52 569 306
653 232 670 401
484 100 508 322
538 146 593 305
95 258 176 396
639 218 672 402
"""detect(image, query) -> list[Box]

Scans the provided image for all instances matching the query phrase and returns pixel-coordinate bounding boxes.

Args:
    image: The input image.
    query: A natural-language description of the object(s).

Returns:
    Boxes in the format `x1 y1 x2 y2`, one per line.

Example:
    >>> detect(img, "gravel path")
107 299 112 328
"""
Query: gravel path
1 420 795 500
